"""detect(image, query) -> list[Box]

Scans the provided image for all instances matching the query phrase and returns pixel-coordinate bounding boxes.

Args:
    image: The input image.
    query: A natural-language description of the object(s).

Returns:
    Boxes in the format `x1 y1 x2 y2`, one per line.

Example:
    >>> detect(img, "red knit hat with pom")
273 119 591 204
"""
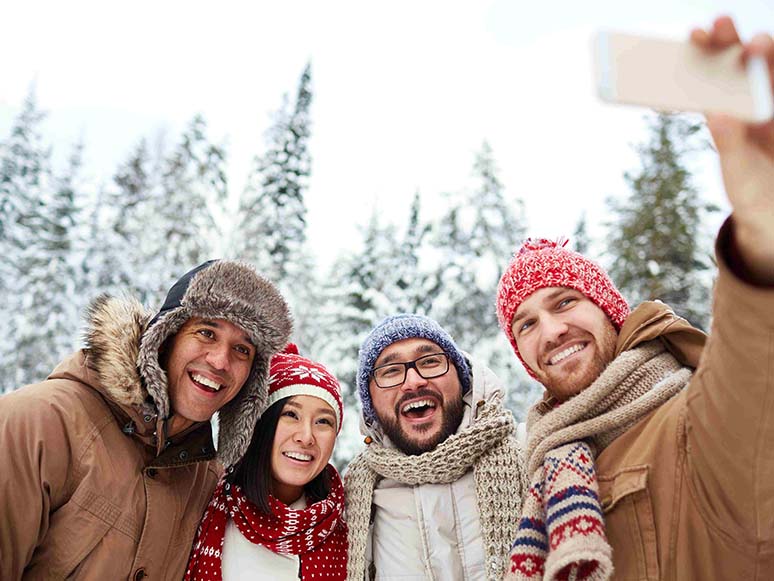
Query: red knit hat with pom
496 238 630 377
267 344 343 432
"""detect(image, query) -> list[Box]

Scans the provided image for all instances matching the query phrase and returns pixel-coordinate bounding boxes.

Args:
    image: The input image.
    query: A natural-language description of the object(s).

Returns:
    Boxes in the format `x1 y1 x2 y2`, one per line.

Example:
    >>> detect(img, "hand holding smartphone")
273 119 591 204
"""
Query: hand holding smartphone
593 31 774 123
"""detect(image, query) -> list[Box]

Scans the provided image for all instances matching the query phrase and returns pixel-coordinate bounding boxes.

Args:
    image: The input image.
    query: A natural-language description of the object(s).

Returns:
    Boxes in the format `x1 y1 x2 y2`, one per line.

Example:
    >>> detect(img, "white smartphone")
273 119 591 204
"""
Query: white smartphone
593 31 774 123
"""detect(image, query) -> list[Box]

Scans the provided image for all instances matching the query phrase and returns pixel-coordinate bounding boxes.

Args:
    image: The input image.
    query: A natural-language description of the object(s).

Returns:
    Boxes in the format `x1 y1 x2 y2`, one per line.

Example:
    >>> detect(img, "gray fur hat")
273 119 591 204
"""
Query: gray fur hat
138 259 292 467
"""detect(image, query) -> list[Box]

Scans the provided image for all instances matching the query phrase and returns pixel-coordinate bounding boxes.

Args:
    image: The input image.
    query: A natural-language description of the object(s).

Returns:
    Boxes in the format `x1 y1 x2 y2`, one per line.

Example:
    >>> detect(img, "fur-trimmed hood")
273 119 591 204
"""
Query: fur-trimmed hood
84 294 152 411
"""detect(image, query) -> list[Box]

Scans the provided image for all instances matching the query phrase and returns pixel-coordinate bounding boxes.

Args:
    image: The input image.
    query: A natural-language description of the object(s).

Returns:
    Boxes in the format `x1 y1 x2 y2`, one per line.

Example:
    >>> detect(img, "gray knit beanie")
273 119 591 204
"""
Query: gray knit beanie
357 314 471 426
138 259 292 467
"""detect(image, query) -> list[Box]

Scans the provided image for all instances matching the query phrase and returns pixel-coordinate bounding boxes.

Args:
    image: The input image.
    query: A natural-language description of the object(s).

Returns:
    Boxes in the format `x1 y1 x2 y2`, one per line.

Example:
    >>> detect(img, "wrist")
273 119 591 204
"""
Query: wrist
728 216 774 284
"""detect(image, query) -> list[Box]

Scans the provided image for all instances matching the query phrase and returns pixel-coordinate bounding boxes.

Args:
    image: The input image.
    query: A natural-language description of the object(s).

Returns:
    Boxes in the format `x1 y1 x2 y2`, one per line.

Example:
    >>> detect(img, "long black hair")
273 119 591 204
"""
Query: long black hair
230 396 332 513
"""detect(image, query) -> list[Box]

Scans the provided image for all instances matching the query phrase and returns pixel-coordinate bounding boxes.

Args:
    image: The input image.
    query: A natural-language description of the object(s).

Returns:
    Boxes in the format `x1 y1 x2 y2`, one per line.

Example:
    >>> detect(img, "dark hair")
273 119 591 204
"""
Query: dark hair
230 396 332 513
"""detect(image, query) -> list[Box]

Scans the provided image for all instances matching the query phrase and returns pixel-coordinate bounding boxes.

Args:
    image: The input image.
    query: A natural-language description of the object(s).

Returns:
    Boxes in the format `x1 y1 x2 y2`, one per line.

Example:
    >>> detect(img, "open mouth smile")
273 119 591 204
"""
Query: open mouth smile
283 451 314 463
399 398 438 422
189 372 225 393
547 342 588 366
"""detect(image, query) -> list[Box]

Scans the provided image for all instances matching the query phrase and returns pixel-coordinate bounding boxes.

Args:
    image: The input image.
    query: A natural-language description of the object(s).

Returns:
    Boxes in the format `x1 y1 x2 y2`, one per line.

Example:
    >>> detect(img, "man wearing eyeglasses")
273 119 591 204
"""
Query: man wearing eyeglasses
344 314 526 580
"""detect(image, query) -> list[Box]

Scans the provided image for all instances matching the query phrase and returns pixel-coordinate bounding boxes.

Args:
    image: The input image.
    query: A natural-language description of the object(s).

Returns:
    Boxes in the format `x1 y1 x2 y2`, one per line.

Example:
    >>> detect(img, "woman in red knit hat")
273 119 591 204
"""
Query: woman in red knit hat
185 344 347 580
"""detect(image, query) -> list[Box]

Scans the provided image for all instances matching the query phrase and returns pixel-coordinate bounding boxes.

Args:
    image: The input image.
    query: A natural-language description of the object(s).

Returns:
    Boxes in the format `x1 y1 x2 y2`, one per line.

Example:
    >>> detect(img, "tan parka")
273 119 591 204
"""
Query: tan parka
591 222 774 580
0 299 219 580
0 262 291 581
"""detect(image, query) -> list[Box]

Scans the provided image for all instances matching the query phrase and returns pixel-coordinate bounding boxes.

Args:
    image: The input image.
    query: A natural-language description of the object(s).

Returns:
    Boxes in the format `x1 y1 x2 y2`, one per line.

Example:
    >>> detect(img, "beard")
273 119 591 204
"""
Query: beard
376 387 465 456
538 321 618 400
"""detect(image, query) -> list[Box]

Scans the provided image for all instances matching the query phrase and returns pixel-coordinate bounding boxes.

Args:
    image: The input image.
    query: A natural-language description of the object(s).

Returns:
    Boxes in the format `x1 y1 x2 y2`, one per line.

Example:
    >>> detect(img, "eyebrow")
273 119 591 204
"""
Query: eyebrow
377 343 438 366
199 319 255 347
511 288 572 324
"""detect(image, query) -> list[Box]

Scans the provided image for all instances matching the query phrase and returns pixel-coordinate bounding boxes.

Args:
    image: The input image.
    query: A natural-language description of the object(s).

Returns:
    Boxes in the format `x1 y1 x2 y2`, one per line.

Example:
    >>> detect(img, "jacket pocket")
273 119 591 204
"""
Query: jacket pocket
598 465 659 581
27 486 124 579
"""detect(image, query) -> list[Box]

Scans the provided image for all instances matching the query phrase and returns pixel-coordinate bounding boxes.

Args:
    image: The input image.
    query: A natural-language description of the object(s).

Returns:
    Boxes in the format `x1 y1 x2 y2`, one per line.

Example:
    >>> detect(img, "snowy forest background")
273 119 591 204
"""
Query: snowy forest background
0 65 720 467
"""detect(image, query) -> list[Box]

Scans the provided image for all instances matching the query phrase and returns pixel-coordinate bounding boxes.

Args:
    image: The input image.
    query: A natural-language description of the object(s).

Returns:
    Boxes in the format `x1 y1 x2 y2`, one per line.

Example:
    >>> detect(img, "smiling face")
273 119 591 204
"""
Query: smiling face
270 395 337 505
369 338 464 455
165 317 255 434
512 287 618 401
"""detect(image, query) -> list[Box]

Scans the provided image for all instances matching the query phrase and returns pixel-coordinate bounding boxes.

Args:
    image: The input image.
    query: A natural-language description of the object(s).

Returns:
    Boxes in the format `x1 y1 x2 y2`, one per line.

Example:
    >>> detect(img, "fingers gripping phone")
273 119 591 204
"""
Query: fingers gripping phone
593 31 774 123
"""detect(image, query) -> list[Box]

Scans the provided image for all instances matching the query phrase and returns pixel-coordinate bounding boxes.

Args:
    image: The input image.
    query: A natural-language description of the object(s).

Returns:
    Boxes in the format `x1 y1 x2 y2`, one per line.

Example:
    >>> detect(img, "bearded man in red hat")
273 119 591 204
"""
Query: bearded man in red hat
496 16 774 581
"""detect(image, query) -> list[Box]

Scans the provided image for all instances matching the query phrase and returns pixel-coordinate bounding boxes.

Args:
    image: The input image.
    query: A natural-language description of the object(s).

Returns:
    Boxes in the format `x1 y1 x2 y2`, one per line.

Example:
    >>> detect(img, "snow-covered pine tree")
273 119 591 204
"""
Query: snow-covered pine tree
0 91 53 391
424 142 537 418
233 63 321 350
235 63 312 283
148 115 226 299
427 141 526 347
573 212 591 255
390 191 434 315
0 93 48 294
15 142 85 387
312 210 402 469
606 113 718 329
81 138 158 301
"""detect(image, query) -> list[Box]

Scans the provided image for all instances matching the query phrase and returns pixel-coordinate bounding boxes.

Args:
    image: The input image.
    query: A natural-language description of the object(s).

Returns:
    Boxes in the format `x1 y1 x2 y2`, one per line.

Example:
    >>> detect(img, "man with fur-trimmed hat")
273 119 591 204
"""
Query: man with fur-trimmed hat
495 17 774 581
345 314 526 580
0 259 292 580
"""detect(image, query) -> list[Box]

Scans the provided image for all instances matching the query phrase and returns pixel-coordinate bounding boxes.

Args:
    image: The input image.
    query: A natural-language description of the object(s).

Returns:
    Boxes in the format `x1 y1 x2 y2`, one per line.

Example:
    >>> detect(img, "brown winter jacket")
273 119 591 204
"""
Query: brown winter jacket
593 219 774 580
0 300 220 580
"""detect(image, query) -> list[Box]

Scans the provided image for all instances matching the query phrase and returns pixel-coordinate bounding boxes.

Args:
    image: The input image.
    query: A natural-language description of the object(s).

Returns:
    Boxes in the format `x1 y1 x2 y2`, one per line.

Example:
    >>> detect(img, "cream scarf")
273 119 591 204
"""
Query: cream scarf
505 340 692 581
345 395 524 581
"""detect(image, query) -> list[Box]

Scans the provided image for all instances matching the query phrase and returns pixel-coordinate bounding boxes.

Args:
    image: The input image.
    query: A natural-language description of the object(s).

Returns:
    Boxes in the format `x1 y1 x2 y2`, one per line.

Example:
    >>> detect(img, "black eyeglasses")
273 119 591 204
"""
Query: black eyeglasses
371 352 450 389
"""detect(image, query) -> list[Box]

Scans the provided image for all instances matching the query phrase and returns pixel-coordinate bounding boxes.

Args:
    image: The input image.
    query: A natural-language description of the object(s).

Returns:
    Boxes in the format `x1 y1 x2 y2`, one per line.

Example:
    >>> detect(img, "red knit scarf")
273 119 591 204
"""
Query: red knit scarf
185 464 348 580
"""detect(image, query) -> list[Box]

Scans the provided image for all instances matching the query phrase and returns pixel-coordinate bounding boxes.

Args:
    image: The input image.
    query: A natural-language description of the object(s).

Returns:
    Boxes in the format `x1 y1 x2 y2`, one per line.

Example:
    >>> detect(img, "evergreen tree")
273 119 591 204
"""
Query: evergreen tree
573 212 591 255
469 142 525 261
232 64 319 352
606 113 718 329
427 142 526 347
15 143 84 386
153 115 226 292
0 92 49 290
417 142 535 419
312 210 401 469
390 191 433 314
82 138 157 300
0 91 52 391
81 185 128 296
82 119 225 306
235 63 312 282
92 116 225 305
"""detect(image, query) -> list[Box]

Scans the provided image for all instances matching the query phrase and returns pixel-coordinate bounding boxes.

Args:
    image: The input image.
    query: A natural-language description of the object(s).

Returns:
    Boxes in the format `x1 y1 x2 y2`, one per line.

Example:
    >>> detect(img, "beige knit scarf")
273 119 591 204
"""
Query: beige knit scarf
345 395 524 581
505 340 692 581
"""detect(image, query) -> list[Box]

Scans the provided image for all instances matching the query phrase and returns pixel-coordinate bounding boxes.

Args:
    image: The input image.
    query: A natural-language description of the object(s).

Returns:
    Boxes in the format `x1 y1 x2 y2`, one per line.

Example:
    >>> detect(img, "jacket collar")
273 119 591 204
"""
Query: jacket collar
615 301 706 368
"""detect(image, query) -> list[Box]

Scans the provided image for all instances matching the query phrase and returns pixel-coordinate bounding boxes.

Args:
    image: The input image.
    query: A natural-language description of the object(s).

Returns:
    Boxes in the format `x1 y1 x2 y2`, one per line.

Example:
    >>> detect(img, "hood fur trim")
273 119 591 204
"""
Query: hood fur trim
83 294 151 408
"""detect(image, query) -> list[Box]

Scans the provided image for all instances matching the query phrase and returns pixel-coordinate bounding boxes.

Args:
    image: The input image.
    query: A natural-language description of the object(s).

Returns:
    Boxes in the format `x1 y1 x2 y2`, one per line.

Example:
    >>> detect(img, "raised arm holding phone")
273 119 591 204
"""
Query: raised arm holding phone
697 18 774 282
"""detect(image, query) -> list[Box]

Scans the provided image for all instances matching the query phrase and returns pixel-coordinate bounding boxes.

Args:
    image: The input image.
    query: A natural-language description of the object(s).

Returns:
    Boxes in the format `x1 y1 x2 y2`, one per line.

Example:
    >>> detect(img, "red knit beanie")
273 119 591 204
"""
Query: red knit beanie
267 344 343 432
496 238 630 377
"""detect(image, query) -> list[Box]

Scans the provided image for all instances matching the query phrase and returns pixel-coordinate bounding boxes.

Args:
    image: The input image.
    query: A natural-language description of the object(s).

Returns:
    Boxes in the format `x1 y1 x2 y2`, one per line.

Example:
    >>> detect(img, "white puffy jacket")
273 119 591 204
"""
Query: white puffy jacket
359 356 520 581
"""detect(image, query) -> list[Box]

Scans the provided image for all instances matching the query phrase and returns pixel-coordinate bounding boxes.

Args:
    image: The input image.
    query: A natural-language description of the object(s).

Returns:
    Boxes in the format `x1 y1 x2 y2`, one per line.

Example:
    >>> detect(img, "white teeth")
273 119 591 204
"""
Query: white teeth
402 399 436 413
284 451 313 461
192 373 223 391
549 344 585 365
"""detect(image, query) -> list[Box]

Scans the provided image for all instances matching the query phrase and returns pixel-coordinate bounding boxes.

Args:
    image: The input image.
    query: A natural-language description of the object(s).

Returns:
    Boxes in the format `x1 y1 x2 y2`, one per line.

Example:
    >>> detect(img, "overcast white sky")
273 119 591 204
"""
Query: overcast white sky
1 0 772 265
